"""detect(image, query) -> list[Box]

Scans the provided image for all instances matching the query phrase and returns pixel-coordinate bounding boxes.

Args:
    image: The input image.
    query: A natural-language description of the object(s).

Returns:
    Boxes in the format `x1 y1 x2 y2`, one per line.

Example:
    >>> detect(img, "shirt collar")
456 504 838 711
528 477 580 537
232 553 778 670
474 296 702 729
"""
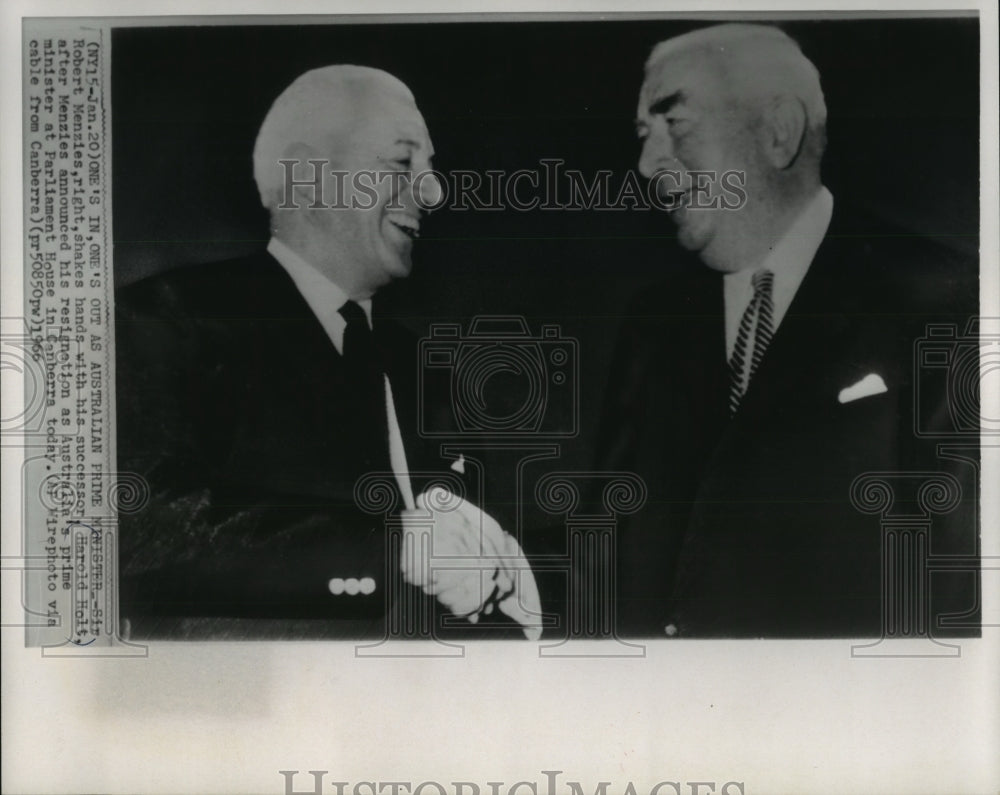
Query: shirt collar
267 237 372 354
723 187 834 355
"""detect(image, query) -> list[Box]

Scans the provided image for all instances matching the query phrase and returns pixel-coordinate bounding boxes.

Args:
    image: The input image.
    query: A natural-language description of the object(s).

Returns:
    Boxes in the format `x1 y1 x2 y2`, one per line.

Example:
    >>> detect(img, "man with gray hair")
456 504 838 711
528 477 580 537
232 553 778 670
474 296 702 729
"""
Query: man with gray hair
116 65 541 639
597 24 978 637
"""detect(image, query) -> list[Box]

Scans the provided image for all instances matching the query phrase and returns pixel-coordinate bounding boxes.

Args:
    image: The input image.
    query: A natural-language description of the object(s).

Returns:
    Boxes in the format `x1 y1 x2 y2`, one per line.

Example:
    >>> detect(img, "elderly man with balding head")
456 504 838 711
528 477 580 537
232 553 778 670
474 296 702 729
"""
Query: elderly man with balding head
115 66 541 640
253 66 441 300
598 24 978 638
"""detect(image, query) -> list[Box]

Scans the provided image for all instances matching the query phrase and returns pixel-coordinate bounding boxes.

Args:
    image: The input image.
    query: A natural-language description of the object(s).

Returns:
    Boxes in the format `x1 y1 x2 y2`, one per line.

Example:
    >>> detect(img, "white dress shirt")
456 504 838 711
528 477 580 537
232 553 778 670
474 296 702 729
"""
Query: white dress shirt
267 238 415 509
724 187 834 360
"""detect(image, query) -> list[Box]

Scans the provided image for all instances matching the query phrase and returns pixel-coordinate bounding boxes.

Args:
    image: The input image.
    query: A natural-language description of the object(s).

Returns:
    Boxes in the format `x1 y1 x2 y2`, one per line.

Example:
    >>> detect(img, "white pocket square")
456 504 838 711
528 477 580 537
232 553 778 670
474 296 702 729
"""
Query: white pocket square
838 373 888 404
449 454 466 474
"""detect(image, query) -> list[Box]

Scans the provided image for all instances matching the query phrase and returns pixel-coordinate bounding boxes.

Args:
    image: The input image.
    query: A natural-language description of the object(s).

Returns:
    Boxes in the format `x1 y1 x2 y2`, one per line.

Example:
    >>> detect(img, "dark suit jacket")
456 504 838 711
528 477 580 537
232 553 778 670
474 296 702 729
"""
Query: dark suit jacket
116 249 501 639
597 206 980 638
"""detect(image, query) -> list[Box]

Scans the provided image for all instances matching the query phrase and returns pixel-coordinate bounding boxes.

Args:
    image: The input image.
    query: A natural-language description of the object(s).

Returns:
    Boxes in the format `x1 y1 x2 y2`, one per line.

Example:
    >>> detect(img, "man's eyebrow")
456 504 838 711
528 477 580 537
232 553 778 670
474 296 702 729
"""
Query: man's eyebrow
647 91 684 117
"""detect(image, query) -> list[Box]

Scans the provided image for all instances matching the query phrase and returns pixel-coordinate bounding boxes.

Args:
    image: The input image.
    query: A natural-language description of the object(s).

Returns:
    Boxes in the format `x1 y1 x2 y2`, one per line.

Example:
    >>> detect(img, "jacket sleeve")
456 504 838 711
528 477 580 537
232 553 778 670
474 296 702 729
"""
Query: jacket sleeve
113 275 390 627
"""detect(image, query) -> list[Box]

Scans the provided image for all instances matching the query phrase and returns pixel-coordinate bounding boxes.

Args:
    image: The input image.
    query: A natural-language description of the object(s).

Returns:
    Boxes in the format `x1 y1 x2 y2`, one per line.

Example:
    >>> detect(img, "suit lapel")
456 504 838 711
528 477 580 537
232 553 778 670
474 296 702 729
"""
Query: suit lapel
686 267 730 430
221 253 373 502
691 207 861 496
664 265 730 471
373 302 468 501
735 236 853 416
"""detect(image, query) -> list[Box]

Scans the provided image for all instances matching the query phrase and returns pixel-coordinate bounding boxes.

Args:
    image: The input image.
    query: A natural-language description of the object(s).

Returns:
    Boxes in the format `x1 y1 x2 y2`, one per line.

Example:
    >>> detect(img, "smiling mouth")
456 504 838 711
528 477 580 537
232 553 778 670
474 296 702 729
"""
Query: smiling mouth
664 190 690 213
386 214 421 240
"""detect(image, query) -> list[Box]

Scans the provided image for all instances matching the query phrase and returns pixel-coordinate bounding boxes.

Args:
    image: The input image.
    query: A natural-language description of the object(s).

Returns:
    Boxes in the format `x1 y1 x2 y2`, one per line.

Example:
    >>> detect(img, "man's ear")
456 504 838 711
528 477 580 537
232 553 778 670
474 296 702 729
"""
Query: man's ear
760 95 807 170
280 141 328 210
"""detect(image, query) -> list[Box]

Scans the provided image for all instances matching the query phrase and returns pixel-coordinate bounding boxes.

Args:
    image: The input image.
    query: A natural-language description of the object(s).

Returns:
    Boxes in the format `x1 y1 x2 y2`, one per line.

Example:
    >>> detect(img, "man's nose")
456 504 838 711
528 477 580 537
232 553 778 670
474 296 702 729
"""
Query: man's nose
638 130 674 179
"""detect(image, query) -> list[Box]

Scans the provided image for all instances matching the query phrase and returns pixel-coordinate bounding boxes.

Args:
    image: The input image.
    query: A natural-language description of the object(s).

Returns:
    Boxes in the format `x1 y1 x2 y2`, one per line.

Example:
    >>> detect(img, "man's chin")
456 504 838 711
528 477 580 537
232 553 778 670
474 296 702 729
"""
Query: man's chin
675 224 702 253
381 252 413 283
674 212 716 254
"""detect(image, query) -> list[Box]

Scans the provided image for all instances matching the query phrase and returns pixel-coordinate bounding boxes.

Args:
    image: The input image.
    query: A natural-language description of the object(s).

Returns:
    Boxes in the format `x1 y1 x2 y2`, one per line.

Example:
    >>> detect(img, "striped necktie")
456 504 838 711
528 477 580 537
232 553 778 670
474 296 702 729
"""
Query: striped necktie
728 269 775 415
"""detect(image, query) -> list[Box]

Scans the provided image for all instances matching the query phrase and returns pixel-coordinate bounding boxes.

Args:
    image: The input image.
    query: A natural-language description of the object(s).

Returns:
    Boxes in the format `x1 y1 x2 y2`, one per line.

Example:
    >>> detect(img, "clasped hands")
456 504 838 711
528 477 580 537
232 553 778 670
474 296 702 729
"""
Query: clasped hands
399 487 541 640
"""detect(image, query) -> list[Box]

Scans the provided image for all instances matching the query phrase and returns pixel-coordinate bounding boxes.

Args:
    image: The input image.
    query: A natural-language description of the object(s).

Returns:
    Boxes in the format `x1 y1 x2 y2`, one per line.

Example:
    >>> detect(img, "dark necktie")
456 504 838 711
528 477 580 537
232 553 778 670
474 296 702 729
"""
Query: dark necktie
728 269 775 415
338 299 392 480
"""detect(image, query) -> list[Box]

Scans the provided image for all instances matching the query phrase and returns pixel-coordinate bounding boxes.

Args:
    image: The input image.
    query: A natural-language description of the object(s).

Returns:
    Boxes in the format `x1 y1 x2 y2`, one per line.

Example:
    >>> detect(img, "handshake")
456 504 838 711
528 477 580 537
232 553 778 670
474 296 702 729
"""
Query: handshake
399 487 542 640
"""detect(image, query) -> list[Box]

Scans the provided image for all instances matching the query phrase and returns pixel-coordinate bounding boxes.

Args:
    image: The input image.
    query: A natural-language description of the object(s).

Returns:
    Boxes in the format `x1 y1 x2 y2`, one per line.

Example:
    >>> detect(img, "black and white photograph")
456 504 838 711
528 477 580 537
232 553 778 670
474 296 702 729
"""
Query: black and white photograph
2 3 998 794
110 17 980 642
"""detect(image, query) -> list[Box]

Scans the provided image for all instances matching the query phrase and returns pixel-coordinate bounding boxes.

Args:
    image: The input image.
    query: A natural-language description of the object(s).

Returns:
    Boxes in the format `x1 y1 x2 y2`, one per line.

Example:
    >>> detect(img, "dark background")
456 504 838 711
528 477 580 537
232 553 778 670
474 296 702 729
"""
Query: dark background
112 16 980 497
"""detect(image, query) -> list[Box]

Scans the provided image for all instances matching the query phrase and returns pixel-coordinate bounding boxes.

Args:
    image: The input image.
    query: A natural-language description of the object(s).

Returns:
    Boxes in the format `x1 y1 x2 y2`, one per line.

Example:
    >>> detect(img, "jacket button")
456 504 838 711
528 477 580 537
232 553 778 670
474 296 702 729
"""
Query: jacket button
328 577 345 595
345 578 361 595
664 623 678 637
360 577 376 595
